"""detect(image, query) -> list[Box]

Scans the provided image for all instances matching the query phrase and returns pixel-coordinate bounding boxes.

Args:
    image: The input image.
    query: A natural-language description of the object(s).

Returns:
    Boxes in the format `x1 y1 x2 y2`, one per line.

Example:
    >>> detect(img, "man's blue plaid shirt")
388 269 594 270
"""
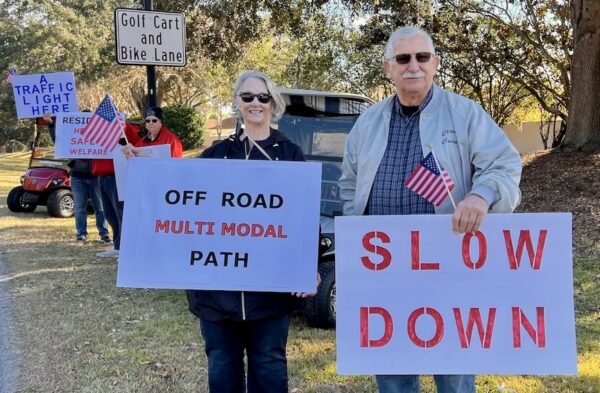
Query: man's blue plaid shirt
365 88 435 216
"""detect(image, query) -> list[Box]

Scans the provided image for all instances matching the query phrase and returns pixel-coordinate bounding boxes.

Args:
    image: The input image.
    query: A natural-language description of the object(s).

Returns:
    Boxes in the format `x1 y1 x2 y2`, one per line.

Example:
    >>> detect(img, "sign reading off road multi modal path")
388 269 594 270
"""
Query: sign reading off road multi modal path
114 8 186 67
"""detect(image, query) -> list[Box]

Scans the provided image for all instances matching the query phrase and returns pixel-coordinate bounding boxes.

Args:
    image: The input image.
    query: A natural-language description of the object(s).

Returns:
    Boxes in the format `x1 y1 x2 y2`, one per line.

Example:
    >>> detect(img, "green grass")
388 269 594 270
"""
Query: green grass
0 152 598 392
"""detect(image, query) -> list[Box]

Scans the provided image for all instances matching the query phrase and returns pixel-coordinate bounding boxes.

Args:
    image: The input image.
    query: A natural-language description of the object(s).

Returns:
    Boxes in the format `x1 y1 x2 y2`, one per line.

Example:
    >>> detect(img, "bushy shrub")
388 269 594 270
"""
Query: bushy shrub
0 124 32 147
162 105 205 150
0 139 27 153
36 131 54 147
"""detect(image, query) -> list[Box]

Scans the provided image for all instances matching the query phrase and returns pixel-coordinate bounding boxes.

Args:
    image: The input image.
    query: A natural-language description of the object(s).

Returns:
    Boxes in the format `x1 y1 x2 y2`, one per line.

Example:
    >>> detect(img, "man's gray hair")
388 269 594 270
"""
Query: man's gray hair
384 26 435 60
232 70 286 122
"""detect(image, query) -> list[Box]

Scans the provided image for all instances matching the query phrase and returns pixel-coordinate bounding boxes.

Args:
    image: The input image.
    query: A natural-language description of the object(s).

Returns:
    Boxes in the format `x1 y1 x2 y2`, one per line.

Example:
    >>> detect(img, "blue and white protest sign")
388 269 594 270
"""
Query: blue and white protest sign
11 72 78 118
335 213 577 375
118 158 322 293
54 112 110 158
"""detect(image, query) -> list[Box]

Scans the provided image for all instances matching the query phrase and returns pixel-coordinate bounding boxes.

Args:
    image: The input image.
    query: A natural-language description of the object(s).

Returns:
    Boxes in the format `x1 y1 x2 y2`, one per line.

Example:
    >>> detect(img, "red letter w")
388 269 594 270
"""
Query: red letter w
453 307 497 348
503 230 547 270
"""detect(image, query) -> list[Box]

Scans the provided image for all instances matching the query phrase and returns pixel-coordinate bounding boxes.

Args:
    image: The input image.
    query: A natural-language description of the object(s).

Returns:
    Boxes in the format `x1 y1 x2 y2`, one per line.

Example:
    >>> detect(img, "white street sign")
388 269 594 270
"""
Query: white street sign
114 8 186 67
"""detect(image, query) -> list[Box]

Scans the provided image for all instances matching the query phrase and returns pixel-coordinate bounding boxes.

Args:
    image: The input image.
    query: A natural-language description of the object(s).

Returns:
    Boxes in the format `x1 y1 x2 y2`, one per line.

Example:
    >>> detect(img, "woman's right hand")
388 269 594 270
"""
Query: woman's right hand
121 144 136 159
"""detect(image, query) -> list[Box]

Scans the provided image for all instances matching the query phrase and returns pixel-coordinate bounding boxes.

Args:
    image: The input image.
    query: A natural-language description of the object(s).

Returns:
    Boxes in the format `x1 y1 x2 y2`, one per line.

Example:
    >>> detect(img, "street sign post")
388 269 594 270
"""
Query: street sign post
114 8 186 67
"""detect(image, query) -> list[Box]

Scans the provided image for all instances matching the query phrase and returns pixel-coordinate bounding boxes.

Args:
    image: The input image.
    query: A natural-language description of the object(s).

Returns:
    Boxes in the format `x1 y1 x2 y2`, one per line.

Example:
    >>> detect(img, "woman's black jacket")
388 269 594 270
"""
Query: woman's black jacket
186 129 306 321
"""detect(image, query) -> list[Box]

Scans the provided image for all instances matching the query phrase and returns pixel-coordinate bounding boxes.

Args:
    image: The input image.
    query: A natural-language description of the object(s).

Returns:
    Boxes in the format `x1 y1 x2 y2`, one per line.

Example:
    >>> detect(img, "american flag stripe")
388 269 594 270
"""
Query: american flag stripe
405 151 455 207
418 172 439 195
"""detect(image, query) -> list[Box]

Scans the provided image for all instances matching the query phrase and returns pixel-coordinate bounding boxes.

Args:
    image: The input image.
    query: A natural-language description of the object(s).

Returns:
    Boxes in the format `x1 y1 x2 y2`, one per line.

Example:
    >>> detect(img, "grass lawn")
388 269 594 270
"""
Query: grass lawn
0 152 598 392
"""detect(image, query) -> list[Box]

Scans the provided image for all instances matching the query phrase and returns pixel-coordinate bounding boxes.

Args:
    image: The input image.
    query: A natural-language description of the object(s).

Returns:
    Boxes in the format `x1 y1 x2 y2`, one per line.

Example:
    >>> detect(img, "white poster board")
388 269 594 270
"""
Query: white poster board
112 144 171 201
11 72 78 118
118 158 321 293
335 213 576 375
54 112 107 158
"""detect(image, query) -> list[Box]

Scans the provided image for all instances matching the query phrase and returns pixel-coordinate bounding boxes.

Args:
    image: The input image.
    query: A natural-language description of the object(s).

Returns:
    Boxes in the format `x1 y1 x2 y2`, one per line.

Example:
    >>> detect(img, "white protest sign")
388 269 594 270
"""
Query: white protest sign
112 144 172 201
54 112 108 158
11 72 78 118
335 213 576 375
115 8 186 66
118 158 321 292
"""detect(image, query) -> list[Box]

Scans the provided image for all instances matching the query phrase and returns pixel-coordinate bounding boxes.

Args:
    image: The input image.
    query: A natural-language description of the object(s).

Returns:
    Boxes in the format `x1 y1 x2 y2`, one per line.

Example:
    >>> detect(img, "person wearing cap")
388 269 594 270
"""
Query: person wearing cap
123 106 183 158
185 70 319 393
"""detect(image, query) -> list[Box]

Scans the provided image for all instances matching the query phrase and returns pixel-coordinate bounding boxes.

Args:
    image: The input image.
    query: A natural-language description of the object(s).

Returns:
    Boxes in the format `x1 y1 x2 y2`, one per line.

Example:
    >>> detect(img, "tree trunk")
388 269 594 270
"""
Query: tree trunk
563 0 600 152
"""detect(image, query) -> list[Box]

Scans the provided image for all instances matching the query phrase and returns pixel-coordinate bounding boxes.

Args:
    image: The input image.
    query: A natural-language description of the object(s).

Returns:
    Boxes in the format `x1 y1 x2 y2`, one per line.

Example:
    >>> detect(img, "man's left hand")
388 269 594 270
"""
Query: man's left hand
452 194 489 234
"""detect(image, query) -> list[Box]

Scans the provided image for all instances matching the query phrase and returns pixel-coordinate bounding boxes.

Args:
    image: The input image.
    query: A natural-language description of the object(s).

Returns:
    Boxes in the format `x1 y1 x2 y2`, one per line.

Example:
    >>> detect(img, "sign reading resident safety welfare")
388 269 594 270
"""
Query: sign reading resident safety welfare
117 158 321 293
114 8 186 66
335 213 577 375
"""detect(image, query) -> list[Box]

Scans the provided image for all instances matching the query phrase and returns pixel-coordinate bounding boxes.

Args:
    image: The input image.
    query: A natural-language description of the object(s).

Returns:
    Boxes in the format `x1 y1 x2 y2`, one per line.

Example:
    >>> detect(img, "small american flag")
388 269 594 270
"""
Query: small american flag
405 152 455 206
81 94 124 152
5 67 16 84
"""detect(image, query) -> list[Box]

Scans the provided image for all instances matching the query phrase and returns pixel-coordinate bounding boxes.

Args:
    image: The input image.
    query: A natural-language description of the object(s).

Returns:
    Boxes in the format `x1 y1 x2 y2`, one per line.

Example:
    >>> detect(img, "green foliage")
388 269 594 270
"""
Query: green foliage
0 122 32 146
162 104 205 150
0 139 27 153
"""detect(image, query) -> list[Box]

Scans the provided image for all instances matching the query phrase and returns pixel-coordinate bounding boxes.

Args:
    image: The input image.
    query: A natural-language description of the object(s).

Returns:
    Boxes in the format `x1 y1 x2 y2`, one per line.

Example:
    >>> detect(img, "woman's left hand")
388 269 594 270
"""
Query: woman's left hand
292 273 321 298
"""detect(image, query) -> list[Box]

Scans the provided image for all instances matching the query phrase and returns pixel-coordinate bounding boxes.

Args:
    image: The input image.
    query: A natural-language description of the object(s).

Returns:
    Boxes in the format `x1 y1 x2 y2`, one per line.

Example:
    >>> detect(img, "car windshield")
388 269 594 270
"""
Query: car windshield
278 113 359 218
29 147 69 170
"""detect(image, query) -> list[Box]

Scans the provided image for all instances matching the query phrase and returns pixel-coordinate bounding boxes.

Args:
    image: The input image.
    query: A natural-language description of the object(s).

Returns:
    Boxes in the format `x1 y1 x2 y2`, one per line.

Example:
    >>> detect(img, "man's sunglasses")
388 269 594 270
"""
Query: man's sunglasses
239 92 272 104
391 52 434 65
145 118 159 123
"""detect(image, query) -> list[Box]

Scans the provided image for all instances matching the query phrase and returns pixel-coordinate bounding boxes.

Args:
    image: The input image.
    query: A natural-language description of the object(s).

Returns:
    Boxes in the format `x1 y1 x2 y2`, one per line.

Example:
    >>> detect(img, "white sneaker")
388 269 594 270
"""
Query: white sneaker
96 248 119 258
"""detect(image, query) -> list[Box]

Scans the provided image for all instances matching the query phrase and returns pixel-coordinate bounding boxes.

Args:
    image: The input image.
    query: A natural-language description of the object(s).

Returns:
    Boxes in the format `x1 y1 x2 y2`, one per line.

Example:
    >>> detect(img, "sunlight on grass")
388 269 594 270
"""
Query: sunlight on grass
1 152 600 392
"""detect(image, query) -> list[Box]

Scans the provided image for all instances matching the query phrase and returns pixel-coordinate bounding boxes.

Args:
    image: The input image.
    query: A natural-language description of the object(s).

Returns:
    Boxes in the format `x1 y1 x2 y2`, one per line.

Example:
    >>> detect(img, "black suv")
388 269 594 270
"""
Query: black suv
278 88 373 328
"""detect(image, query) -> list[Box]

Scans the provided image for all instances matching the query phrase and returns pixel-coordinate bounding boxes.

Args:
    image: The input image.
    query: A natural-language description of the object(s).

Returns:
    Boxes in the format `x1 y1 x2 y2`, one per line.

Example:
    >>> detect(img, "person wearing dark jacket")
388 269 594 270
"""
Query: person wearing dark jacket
186 70 317 393
68 159 110 245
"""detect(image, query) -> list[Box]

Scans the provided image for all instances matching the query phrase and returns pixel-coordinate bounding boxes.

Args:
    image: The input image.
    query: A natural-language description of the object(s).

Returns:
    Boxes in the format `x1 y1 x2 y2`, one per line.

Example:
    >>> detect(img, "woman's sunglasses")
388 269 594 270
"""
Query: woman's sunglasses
391 52 434 65
145 118 159 123
239 92 272 104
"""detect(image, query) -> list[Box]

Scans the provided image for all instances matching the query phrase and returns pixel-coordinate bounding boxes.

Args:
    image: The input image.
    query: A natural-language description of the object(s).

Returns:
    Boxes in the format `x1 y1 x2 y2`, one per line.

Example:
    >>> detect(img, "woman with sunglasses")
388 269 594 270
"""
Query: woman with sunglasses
123 106 183 158
186 70 317 393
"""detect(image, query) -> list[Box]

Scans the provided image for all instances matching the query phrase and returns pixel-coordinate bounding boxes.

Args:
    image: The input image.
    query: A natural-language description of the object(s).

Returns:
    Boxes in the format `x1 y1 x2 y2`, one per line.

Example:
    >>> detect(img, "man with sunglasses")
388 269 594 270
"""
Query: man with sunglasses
340 26 522 393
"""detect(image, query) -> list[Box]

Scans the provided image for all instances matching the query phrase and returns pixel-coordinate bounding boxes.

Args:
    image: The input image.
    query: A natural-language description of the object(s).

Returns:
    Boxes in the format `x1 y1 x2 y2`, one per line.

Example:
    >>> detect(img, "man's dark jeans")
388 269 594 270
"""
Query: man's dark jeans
98 175 123 250
71 175 108 239
199 314 291 393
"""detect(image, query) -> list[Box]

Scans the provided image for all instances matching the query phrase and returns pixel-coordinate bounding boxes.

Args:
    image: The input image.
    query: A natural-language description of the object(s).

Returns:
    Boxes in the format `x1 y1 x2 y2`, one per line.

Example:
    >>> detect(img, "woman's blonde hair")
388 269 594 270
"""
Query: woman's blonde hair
232 70 286 122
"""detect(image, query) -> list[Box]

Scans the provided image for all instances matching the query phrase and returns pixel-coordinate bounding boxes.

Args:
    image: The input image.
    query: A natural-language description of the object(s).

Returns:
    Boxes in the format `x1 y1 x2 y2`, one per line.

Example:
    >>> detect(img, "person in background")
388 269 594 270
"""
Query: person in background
94 120 142 258
42 112 56 143
186 70 318 393
122 106 183 158
68 158 111 245
339 26 522 393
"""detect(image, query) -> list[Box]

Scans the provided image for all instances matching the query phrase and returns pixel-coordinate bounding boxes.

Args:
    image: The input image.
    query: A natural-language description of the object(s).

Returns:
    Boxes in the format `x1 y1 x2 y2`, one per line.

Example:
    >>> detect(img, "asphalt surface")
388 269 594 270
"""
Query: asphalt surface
0 253 18 393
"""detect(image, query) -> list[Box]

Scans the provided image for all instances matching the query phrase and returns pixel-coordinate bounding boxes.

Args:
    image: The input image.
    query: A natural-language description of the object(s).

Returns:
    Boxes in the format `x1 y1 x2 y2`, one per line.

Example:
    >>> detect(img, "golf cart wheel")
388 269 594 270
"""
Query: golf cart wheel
7 186 37 213
303 260 336 329
47 189 74 218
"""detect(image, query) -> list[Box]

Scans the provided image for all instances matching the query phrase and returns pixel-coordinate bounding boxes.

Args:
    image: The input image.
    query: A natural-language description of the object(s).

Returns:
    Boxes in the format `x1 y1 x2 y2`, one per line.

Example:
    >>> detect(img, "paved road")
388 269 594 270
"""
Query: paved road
0 253 19 393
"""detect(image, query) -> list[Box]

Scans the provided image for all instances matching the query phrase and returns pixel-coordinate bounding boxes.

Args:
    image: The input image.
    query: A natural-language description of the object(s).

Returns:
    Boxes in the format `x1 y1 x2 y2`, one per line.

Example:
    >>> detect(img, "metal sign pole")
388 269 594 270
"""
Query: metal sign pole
145 0 156 108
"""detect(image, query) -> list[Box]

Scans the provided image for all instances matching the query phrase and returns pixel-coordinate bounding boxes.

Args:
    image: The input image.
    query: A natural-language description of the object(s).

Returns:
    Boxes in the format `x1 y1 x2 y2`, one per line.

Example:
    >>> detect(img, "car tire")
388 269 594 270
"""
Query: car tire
7 186 37 213
303 260 336 329
47 189 74 218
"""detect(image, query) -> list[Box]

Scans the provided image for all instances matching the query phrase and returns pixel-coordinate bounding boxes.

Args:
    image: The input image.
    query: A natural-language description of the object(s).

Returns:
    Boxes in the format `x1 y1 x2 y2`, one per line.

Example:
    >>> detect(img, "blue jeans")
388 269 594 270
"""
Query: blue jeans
99 175 124 250
71 175 108 238
199 314 291 393
376 375 475 393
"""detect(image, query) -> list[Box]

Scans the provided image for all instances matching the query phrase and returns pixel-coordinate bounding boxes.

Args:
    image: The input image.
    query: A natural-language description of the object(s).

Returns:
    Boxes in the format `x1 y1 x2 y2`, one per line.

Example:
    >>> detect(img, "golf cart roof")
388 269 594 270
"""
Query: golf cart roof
279 88 374 115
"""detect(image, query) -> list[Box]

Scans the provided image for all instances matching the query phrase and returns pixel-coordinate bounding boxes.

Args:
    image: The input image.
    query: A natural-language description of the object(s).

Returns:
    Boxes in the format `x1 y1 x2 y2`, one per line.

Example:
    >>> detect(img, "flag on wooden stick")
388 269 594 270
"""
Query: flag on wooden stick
81 94 125 152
